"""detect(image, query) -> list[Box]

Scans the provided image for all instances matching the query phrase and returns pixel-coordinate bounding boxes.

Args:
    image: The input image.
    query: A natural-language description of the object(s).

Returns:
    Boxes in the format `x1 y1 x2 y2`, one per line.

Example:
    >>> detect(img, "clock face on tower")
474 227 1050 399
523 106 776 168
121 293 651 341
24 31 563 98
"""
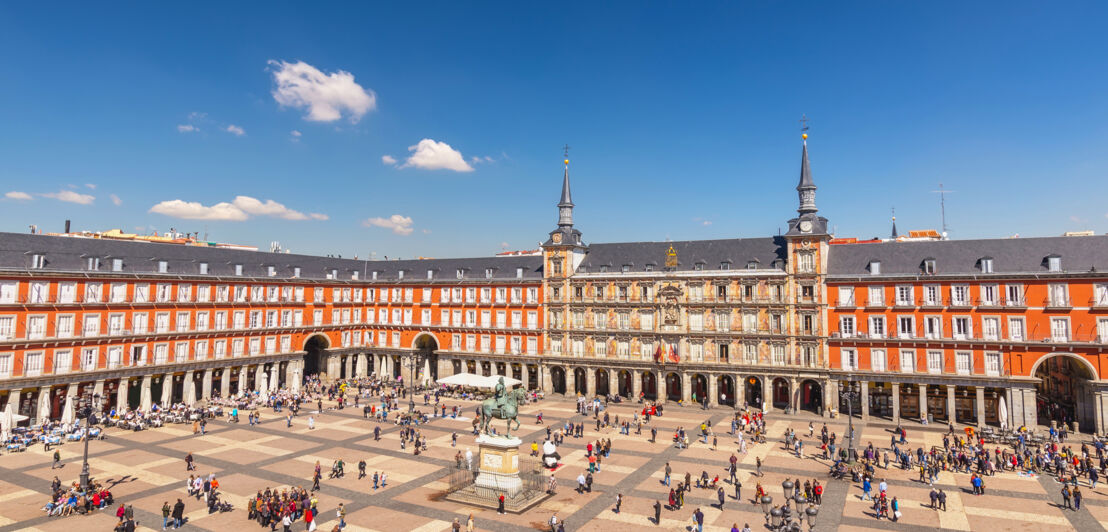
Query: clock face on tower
799 220 813 233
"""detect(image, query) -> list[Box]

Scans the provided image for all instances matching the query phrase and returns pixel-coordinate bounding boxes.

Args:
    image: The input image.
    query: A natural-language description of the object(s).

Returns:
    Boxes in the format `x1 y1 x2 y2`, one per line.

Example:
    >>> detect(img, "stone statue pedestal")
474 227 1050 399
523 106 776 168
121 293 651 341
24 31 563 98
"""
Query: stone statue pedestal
473 434 523 498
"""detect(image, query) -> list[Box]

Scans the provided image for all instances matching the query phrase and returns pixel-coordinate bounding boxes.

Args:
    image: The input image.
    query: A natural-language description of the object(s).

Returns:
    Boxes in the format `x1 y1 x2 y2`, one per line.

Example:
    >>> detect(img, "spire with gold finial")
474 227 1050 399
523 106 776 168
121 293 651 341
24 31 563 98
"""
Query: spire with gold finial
797 115 817 215
558 144 574 227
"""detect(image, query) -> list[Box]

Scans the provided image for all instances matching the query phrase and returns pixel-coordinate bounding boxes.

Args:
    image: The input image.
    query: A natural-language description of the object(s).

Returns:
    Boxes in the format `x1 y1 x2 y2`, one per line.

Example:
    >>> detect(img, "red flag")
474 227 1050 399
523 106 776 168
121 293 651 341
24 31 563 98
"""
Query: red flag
653 343 663 363
668 343 680 364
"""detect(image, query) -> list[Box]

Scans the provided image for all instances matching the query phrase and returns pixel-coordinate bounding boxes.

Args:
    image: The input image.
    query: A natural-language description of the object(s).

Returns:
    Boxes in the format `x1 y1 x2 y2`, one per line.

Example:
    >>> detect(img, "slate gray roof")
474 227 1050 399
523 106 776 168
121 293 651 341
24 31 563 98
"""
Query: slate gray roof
0 232 544 281
577 237 788 273
827 235 1108 277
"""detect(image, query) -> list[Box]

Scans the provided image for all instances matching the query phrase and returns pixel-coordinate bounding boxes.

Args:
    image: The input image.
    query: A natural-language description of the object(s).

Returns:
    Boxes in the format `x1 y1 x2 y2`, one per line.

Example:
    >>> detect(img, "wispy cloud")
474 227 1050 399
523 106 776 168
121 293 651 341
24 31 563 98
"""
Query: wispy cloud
268 59 376 123
177 124 198 133
110 194 122 206
41 190 95 205
363 214 414 235
225 124 245 136
84 183 96 190
381 155 397 165
4 191 32 201
149 195 326 222
400 139 474 172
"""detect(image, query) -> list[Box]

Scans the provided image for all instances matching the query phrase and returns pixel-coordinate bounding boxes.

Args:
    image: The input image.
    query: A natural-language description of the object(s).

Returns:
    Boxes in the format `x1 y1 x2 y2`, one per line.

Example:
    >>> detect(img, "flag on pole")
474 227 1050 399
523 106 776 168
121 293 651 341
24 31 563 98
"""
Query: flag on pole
653 343 663 363
668 343 680 364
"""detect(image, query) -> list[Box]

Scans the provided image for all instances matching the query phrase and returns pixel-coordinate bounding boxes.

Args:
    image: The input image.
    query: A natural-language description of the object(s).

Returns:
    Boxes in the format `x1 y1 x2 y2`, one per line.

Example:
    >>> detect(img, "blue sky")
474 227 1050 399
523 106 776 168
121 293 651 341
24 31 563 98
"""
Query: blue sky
1 2 1106 258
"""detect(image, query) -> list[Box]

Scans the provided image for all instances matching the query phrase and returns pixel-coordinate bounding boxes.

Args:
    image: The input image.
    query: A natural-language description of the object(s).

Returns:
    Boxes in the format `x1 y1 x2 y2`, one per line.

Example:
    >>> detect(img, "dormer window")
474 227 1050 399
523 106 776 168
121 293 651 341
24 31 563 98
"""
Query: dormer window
979 258 994 274
427 269 434 280
621 265 630 273
113 258 124 272
694 262 704 271
485 268 493 279
398 270 404 280
720 262 730 271
869 261 882 275
1047 256 1062 272
293 266 301 278
234 264 243 276
86 257 100 271
644 264 654 272
746 261 758 270
199 262 208 275
31 254 45 269
330 268 338 279
456 269 464 279
158 260 168 273
371 271 378 280
516 267 523 279
922 259 935 274
267 265 276 277
352 271 360 280
773 259 785 270
600 265 609 273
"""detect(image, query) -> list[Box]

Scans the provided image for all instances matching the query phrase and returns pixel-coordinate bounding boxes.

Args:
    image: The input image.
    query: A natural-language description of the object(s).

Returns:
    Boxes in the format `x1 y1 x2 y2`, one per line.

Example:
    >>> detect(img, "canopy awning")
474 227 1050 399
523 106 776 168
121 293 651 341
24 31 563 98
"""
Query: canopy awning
436 373 522 389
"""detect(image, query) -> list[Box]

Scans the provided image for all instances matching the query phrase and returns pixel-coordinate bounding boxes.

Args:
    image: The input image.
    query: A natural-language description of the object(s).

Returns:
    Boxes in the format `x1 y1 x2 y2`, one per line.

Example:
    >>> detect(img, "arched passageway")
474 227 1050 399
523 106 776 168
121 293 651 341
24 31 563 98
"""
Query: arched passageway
665 373 682 403
551 367 567 395
574 368 588 395
1035 354 1097 431
466 360 477 374
800 379 823 413
641 372 658 400
744 376 763 409
618 370 633 398
303 335 329 377
772 378 790 409
691 374 708 405
596 369 610 396
717 376 735 406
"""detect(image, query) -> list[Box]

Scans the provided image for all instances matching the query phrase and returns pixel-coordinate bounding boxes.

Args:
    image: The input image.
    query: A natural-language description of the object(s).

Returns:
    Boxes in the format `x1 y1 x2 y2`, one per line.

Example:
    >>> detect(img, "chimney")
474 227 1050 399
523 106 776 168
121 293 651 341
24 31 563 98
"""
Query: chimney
64 219 71 233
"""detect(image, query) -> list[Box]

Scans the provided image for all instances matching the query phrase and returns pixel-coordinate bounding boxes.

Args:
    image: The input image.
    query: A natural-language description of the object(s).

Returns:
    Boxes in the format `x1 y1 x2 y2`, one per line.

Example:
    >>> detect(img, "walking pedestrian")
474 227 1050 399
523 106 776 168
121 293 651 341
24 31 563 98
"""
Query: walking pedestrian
653 500 661 525
52 449 60 469
614 493 622 513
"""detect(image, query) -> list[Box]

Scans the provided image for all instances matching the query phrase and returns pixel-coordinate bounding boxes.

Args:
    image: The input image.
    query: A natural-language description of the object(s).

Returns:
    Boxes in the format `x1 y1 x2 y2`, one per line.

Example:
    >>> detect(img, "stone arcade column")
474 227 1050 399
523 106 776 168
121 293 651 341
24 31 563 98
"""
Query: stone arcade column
825 379 838 418
919 385 928 423
202 369 213 400
220 369 230 398
269 365 279 392
140 375 153 411
36 386 52 423
735 375 746 410
761 376 772 413
182 370 196 405
116 380 128 411
540 365 552 394
789 377 798 413
891 383 901 425
632 370 642 399
708 374 719 407
93 380 105 400
586 369 597 398
654 370 666 405
976 387 986 429
255 365 265 392
160 375 172 406
566 368 576 396
608 371 618 399
860 381 870 421
946 385 956 425
345 356 353 379
357 354 367 377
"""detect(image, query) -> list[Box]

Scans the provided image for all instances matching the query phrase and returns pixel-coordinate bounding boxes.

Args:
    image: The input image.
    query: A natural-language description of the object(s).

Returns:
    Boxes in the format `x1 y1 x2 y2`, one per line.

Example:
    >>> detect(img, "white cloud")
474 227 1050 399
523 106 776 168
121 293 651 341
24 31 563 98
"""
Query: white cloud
471 155 496 164
110 194 122 206
41 190 95 205
5 191 32 201
268 59 376 123
500 241 510 250
381 155 397 165
177 124 198 133
84 183 96 190
225 124 245 136
363 214 414 235
421 228 432 234
148 195 326 222
702 220 712 226
290 130 302 137
401 139 474 172
149 199 248 221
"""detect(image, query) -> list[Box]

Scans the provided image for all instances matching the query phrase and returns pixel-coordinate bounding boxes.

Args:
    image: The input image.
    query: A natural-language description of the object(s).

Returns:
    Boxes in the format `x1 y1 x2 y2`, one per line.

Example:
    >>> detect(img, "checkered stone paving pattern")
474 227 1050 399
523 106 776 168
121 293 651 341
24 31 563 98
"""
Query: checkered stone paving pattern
1 393 1105 531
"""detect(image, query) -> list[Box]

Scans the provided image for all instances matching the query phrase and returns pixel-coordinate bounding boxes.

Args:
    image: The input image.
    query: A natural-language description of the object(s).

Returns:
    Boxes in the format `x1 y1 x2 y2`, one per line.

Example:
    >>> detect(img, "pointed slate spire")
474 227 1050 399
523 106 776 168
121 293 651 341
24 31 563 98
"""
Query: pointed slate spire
891 213 899 239
558 153 574 228
796 134 817 215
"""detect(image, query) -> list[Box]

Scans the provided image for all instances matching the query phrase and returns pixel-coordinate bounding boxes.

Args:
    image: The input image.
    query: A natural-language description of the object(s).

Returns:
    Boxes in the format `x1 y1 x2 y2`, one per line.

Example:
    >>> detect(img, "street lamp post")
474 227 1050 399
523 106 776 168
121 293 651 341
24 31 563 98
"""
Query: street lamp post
78 391 101 492
839 381 859 462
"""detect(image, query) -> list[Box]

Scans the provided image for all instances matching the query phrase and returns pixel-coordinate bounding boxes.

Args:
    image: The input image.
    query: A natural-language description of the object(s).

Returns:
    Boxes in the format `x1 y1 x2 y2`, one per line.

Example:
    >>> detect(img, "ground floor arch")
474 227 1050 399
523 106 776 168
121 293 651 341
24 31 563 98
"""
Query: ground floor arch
717 375 735 406
466 360 477 374
1035 353 1097 431
596 369 610 396
799 379 822 413
641 371 658 400
691 374 708 405
302 334 330 377
481 361 491 377
665 372 682 402
574 367 588 395
772 377 790 410
551 366 567 395
618 370 633 397
744 376 763 409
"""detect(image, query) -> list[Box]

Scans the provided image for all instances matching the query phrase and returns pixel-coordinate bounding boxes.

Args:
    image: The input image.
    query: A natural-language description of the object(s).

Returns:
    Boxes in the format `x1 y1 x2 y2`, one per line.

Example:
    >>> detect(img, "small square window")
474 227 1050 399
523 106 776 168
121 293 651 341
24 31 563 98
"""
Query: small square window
234 264 243 276
720 262 730 271
621 265 630 273
112 258 123 272
158 260 168 273
87 257 100 271
398 270 404 280
485 268 493 279
869 261 882 275
31 254 45 269
922 260 935 274
980 258 993 273
644 264 654 272
198 262 208 275
293 267 301 278
456 269 464 279
746 261 758 270
371 271 378 280
427 269 434 280
1048 256 1062 272
694 263 704 271
267 265 276 277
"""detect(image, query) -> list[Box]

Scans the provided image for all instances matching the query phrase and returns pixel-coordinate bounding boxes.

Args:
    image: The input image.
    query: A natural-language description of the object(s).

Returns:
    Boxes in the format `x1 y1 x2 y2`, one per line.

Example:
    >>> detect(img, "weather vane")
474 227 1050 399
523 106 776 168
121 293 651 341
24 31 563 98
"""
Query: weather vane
799 114 810 133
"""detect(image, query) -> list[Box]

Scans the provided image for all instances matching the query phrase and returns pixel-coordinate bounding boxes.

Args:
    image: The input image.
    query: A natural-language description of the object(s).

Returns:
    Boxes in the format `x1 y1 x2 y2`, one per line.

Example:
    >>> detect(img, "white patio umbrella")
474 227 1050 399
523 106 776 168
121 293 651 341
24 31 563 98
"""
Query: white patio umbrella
183 378 196 406
60 395 75 426
37 391 52 424
436 372 485 387
487 374 522 387
0 402 14 441
998 395 1008 429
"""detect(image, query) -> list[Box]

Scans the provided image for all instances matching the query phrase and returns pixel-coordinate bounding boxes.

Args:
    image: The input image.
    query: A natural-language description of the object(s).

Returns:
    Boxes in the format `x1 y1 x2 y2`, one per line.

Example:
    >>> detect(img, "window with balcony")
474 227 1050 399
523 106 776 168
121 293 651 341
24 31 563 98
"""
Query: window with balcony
927 350 944 374
922 285 940 306
29 281 49 303
28 315 46 339
985 352 1001 376
980 284 999 306
839 316 855 337
83 314 100 337
59 282 77 303
53 349 71 374
1048 284 1069 307
0 316 12 340
952 317 970 340
982 317 1000 340
895 285 913 306
871 348 887 371
897 316 914 338
951 285 970 306
1008 317 1025 341
838 286 855 307
1051 318 1070 342
867 286 884 307
841 348 858 370
955 351 972 375
868 316 886 338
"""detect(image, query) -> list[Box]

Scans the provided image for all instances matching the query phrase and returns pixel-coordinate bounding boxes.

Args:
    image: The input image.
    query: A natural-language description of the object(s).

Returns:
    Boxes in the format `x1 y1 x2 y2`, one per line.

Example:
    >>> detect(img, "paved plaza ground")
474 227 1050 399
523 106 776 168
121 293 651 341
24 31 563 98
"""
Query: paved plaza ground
0 393 1104 531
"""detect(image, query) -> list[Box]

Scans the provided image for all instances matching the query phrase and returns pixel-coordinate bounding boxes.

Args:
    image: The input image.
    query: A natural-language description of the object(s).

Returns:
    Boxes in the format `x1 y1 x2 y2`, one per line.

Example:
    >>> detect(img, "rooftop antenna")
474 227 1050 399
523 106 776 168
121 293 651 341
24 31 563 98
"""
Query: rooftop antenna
931 183 954 237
